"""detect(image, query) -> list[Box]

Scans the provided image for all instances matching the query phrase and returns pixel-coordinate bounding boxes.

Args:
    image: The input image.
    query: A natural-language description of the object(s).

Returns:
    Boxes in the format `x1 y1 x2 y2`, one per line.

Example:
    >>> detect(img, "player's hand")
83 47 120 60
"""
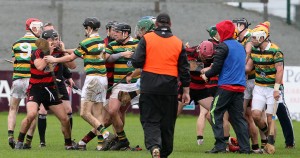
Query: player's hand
126 75 133 84
182 87 190 105
44 55 56 63
273 90 280 101
121 51 134 58
67 78 75 87
185 42 190 48
200 74 208 82
58 41 66 52
200 67 211 74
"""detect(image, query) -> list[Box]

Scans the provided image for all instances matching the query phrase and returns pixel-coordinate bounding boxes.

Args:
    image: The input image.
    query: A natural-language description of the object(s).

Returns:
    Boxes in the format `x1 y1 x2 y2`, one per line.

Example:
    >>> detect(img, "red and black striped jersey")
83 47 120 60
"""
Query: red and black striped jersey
29 49 59 87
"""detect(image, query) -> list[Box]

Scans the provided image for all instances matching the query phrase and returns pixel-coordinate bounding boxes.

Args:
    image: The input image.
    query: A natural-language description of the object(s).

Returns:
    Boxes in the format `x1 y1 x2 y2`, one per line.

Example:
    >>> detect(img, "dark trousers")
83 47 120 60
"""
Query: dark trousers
139 93 178 158
210 88 250 152
277 102 295 146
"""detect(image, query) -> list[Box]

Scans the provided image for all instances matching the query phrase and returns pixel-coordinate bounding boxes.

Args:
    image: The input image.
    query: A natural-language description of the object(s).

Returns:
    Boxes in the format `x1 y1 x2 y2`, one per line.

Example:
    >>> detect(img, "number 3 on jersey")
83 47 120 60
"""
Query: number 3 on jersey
19 43 32 59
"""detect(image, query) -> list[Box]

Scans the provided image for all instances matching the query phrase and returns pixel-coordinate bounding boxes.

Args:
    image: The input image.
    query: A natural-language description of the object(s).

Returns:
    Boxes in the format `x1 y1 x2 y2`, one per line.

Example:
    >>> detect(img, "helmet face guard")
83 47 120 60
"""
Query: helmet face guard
26 18 43 37
232 18 251 35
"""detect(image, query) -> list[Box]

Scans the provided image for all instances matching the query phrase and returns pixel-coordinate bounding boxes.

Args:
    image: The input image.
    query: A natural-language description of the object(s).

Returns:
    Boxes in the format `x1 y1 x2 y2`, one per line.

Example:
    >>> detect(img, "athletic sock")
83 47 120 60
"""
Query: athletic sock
128 91 138 99
38 114 47 143
224 136 230 143
260 124 268 136
97 135 104 146
197 135 203 140
97 125 109 135
65 138 72 146
82 131 96 144
117 130 127 142
8 130 14 138
67 113 73 129
252 144 259 150
261 139 268 149
25 135 33 145
18 132 26 142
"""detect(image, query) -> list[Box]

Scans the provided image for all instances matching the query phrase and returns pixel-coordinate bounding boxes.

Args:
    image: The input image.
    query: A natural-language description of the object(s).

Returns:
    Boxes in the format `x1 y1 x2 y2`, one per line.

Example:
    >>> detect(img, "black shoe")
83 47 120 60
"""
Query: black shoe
23 143 31 149
100 133 117 151
8 137 16 149
109 139 130 151
65 145 76 150
205 147 227 154
285 144 295 149
15 141 24 149
40 142 46 148
74 142 86 150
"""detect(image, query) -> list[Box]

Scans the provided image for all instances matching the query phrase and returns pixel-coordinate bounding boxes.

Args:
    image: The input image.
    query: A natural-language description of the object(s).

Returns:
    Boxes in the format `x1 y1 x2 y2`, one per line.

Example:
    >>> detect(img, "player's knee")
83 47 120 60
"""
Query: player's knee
9 104 19 111
251 110 261 121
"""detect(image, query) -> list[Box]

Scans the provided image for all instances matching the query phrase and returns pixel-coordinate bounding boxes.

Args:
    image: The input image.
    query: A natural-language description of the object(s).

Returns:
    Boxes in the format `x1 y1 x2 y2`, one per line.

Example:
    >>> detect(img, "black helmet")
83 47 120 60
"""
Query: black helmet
113 23 131 34
105 21 118 30
83 17 101 30
41 29 58 40
232 18 251 28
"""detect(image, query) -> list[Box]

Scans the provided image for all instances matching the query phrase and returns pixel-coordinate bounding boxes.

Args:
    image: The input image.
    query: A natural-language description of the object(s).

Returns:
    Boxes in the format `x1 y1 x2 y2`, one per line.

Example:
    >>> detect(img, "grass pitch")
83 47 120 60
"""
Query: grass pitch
0 112 299 158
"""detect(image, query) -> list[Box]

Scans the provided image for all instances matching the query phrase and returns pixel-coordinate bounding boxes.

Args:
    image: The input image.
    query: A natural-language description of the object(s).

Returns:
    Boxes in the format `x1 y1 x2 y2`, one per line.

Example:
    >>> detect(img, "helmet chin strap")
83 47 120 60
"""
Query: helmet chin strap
254 35 269 49
117 32 129 44
213 37 219 42
237 23 249 39
30 28 40 38
85 29 93 37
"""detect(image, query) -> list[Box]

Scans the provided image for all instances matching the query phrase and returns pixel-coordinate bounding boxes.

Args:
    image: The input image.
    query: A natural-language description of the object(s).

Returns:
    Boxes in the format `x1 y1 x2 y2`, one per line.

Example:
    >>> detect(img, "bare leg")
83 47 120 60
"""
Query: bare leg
196 105 208 145
49 103 72 144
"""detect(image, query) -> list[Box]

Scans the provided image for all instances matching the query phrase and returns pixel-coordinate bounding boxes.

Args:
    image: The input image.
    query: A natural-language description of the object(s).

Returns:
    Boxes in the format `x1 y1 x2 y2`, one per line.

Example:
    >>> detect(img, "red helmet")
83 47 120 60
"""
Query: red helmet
25 18 42 31
197 40 214 61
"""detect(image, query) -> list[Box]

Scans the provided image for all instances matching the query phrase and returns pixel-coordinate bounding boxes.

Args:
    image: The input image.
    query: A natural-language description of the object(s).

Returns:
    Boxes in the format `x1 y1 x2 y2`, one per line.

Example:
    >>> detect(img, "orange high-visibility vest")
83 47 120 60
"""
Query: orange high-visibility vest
143 32 182 77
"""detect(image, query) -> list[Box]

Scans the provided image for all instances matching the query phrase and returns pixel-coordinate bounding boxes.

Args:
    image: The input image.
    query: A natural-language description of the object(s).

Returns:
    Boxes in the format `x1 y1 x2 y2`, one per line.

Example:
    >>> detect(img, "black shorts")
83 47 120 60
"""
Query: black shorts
57 82 69 100
28 85 62 110
190 88 210 103
207 86 218 97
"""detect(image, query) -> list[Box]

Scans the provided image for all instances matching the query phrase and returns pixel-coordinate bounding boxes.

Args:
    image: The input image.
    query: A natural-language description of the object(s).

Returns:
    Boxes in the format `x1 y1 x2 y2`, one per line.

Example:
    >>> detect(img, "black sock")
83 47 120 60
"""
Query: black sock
82 131 96 143
128 91 138 99
117 130 127 142
224 136 230 142
8 130 14 137
197 135 203 140
252 144 259 150
67 113 73 129
260 124 268 135
38 114 47 143
26 135 33 145
261 139 268 148
65 138 72 146
97 125 106 134
18 132 26 142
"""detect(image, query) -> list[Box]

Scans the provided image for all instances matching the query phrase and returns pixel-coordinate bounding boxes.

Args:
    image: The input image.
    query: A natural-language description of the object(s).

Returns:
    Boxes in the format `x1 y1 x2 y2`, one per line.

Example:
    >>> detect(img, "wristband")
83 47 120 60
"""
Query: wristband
274 83 280 91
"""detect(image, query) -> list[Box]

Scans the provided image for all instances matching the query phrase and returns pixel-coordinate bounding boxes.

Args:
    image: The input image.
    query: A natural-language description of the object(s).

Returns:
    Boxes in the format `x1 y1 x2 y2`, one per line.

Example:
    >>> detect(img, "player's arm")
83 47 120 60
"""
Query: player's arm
178 44 191 104
204 43 228 78
34 52 48 71
64 49 76 55
245 42 252 63
132 37 146 68
274 61 284 87
63 52 77 69
126 69 141 83
45 53 77 64
245 58 254 74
